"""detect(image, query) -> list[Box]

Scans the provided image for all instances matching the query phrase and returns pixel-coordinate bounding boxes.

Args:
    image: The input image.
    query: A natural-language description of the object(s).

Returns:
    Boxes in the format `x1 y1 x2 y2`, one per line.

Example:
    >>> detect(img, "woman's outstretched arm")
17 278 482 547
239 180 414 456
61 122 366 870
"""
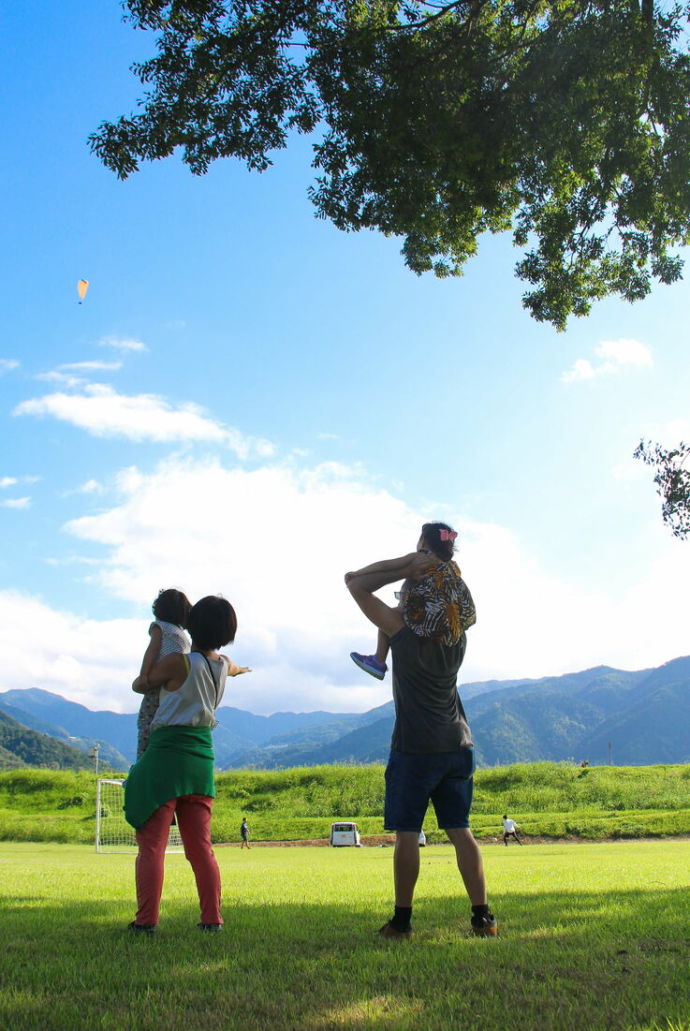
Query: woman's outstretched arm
222 658 252 677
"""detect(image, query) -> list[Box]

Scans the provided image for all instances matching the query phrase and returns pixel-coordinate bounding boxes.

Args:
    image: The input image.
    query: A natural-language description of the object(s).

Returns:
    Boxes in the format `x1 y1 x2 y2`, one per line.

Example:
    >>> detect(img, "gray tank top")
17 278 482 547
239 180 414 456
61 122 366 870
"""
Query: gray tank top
151 651 227 731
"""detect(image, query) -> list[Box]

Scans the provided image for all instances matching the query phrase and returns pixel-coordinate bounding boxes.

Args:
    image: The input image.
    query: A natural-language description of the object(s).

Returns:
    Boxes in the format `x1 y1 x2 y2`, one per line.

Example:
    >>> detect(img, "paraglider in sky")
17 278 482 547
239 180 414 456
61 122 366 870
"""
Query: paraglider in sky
77 279 89 304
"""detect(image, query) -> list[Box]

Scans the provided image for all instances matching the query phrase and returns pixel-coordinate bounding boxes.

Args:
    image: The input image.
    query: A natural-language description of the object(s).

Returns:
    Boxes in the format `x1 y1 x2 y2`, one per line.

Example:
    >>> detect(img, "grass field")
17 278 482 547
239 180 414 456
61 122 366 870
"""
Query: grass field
1 839 688 1031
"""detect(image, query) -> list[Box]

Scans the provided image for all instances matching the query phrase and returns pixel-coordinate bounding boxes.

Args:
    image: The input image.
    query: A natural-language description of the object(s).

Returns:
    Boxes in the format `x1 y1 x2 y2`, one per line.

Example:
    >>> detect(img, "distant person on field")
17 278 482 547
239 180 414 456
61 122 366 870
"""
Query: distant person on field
125 595 251 934
240 817 251 849
502 815 522 845
132 588 192 759
346 522 496 939
349 522 476 680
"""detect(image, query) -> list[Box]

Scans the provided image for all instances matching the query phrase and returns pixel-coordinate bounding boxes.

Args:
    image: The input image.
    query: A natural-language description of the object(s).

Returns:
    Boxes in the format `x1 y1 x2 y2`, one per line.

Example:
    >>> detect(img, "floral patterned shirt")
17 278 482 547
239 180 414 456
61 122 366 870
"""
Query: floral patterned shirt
399 559 476 646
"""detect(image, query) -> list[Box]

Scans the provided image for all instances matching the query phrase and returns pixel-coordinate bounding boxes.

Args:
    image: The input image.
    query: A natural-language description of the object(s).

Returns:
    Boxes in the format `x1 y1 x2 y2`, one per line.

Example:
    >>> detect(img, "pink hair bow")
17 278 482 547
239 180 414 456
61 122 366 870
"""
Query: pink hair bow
439 529 457 542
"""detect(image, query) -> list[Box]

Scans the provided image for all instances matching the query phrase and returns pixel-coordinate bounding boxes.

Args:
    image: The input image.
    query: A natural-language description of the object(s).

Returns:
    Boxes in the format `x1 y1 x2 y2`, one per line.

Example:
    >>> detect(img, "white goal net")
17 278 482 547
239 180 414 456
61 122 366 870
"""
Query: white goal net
96 778 183 854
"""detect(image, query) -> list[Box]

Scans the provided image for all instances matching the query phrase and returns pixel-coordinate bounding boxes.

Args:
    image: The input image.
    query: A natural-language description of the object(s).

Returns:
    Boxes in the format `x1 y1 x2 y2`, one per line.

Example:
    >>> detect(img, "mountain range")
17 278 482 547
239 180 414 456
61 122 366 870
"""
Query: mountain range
0 655 688 770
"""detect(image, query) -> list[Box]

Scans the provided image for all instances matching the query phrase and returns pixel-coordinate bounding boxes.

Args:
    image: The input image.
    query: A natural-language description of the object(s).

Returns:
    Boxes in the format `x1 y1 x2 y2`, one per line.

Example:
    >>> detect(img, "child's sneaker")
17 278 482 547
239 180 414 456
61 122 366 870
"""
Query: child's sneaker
350 653 387 680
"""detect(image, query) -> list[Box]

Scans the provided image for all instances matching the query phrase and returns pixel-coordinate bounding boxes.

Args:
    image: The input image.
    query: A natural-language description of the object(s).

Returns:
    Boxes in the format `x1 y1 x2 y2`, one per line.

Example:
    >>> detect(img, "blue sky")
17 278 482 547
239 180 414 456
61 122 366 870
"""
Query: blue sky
1 2 689 716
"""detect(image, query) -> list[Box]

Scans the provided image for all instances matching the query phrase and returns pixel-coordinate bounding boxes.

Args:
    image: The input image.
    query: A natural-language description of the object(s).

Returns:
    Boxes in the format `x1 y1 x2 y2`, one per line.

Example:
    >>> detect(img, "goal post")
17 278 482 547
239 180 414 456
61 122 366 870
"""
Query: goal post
95 778 183 854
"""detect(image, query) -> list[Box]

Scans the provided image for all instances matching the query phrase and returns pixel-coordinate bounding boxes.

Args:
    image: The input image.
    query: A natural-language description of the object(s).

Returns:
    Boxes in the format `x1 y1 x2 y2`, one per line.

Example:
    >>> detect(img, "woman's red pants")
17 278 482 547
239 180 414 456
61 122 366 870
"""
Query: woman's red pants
134 794 222 926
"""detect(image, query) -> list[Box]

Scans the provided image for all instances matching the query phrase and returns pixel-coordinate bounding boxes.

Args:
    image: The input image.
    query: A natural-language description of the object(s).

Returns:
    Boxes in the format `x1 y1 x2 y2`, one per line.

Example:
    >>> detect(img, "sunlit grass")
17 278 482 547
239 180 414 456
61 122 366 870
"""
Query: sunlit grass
0 839 688 1030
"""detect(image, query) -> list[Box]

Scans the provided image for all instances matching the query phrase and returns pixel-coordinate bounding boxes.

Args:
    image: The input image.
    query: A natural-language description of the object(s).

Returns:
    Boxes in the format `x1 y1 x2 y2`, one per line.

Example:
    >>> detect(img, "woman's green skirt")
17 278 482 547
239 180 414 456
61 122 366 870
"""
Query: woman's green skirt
124 725 216 829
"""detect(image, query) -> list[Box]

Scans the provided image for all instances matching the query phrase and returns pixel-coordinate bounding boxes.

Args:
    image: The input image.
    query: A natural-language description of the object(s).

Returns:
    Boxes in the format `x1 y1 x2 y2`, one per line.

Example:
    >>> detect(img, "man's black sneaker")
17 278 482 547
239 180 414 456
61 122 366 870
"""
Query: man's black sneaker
128 921 155 935
378 920 413 940
198 923 224 932
471 914 498 937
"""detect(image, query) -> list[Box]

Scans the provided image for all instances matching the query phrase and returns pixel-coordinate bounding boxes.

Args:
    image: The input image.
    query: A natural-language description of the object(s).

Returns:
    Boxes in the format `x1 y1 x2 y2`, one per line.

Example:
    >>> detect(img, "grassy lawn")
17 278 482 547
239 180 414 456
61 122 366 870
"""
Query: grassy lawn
0 839 688 1031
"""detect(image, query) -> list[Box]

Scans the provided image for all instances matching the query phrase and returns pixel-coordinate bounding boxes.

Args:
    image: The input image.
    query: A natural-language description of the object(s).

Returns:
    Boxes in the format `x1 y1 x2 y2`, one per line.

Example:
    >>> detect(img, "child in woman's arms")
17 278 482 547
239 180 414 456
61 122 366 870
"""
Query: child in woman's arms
132 589 192 758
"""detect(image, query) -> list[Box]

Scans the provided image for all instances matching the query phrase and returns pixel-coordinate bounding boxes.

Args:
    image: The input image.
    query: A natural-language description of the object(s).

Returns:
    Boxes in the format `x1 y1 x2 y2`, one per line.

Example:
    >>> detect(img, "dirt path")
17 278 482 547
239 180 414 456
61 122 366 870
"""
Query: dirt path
218 833 690 848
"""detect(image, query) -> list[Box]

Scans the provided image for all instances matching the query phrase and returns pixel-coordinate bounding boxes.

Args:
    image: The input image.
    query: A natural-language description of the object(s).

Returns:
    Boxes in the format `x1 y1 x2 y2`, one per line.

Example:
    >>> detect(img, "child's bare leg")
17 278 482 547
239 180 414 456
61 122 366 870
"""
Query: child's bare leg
375 629 390 665
348 571 404 680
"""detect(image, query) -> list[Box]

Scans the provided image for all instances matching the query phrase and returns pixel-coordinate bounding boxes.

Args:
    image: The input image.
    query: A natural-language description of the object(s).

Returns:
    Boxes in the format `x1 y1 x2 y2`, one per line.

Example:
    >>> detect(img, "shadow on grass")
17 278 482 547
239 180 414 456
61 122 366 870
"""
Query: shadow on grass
0 885 688 1031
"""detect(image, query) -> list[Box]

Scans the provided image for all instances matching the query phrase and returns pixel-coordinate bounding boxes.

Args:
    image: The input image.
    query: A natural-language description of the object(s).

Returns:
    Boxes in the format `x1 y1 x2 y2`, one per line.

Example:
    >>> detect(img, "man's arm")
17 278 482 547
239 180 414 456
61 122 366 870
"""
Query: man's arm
345 551 438 590
345 566 406 638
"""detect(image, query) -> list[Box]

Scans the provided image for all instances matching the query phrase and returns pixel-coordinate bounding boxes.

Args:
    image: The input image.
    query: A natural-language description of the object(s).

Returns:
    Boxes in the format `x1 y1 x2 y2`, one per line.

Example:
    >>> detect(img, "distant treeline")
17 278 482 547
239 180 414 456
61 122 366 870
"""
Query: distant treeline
1 762 689 844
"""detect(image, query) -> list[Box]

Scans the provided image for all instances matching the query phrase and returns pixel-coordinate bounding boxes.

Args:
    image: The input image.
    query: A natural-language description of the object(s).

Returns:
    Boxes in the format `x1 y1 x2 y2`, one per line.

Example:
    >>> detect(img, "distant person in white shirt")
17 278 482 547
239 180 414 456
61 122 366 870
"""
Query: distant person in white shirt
502 815 522 846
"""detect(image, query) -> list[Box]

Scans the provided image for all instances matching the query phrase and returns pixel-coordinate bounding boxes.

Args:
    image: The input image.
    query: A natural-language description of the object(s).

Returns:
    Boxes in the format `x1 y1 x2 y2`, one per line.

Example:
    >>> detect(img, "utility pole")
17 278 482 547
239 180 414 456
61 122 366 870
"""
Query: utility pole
607 740 612 766
88 744 100 777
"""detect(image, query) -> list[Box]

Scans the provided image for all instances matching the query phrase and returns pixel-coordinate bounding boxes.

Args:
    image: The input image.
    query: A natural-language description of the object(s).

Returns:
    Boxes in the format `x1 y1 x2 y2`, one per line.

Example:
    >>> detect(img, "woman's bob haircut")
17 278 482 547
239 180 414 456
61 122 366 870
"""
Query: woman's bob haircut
187 595 237 651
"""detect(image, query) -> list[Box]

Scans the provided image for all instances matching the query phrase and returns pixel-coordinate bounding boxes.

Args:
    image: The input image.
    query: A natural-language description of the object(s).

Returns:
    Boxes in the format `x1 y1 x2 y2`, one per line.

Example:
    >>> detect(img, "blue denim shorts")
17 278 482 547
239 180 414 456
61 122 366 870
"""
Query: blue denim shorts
384 747 475 832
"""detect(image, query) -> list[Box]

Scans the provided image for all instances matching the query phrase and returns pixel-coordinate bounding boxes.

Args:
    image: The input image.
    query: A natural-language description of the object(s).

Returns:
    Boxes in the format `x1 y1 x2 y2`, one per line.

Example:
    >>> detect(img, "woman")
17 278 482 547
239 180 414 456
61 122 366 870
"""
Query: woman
125 594 250 934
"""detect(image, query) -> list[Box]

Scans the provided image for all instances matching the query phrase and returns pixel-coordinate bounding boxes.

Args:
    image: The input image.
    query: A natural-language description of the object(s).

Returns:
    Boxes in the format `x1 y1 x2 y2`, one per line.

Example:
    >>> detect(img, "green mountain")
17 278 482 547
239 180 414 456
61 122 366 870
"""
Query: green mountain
0 709 94 770
467 658 690 765
2 656 688 769
223 656 690 768
0 700 129 770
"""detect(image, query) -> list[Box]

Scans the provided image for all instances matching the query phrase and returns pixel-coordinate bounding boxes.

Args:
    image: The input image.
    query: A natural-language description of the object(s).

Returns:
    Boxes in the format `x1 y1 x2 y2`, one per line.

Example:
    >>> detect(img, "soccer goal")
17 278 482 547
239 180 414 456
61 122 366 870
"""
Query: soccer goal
95 778 183 854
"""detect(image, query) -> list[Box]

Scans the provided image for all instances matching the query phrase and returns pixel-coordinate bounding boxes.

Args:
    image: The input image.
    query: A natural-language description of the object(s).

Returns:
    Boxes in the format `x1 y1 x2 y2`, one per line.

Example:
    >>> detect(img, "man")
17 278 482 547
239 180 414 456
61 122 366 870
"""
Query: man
240 817 251 849
346 523 497 939
502 815 522 845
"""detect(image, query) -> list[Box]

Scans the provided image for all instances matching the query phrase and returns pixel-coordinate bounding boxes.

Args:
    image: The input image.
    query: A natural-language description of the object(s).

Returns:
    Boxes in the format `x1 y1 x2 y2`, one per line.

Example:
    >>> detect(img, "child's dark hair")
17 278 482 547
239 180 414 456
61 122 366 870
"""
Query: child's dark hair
152 588 192 628
187 595 237 651
421 522 457 562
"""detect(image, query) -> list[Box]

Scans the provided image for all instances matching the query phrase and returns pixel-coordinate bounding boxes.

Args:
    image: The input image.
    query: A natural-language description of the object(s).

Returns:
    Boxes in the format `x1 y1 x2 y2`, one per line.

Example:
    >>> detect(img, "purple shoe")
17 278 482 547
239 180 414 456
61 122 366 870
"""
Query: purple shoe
350 652 387 680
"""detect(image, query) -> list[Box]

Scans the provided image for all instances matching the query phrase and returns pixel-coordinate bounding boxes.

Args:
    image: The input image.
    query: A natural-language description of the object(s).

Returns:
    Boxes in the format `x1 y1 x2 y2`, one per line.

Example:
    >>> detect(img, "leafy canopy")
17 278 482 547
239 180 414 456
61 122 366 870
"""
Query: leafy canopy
91 1 690 328
634 439 690 539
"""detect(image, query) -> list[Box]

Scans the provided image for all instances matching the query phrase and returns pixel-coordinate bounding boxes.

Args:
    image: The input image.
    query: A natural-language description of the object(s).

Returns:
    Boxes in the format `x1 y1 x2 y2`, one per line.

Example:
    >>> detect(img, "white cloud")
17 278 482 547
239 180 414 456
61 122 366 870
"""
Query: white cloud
59 456 431 712
42 455 690 713
35 360 123 390
597 338 653 367
455 520 690 682
0 359 19 374
0 455 687 717
562 337 653 383
561 359 596 383
0 475 40 489
13 384 274 458
1 497 31 509
36 371 86 389
98 336 148 353
0 591 142 712
62 478 104 497
60 361 122 372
